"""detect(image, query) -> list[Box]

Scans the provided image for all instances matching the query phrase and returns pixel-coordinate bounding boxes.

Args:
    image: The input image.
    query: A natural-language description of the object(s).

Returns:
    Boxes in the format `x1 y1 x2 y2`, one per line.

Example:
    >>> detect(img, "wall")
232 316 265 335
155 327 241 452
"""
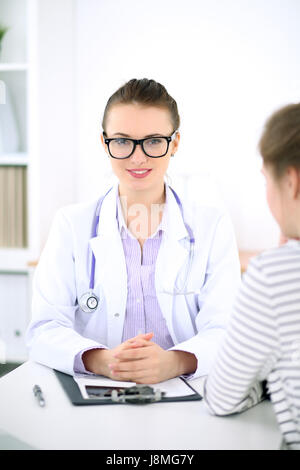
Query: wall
36 0 77 250
75 0 300 251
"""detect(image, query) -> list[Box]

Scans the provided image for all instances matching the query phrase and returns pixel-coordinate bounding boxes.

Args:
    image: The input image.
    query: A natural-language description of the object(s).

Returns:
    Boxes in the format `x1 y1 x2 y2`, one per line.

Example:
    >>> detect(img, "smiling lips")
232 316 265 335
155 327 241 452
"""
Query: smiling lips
127 169 152 179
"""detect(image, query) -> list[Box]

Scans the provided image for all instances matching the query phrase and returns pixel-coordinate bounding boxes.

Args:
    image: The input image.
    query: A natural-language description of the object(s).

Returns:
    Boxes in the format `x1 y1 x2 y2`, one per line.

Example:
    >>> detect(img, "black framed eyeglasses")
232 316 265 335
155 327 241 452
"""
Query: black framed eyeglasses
103 131 177 159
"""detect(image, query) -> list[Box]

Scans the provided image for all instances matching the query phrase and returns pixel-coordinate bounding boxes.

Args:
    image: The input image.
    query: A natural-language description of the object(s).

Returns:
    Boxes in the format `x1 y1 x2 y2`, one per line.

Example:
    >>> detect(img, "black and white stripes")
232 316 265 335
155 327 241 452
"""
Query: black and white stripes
204 240 300 450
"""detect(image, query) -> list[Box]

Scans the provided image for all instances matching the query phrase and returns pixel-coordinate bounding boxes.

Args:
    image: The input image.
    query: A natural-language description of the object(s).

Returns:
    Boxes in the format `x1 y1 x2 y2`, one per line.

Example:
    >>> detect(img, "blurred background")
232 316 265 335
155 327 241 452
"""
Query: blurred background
0 0 299 371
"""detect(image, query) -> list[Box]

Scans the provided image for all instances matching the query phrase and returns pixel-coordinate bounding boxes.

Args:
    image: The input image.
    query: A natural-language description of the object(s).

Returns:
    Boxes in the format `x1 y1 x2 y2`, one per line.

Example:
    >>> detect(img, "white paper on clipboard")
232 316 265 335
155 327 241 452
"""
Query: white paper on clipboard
73 374 196 400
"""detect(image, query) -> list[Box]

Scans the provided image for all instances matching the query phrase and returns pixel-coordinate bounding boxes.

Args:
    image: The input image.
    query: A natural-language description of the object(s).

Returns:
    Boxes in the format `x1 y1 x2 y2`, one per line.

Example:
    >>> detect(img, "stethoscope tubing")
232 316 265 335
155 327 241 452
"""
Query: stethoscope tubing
89 187 113 290
82 185 196 312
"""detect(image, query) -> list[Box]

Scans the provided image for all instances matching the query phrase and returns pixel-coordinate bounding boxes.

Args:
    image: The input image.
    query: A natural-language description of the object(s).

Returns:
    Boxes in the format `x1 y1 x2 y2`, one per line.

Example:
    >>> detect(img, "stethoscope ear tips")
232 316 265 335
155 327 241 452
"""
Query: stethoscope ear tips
79 291 99 313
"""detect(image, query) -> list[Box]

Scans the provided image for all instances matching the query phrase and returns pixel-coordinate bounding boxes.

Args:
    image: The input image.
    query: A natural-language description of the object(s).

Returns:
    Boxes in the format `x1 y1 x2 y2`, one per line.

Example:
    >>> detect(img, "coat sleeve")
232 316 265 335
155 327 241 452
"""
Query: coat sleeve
26 208 106 376
170 212 242 379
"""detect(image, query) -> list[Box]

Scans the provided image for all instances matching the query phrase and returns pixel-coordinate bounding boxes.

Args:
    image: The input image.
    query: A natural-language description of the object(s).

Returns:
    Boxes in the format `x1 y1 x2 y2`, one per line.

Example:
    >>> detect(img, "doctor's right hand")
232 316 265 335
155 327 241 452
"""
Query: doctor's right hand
81 332 154 379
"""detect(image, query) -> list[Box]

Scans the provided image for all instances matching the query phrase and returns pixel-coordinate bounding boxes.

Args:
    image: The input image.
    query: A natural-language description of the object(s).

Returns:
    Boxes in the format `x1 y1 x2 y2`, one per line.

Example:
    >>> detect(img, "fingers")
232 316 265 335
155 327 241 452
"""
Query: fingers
109 361 154 383
109 344 162 381
141 332 154 340
121 332 154 350
108 358 147 380
109 358 147 374
108 333 159 382
109 365 159 384
128 332 154 343
127 338 154 349
115 339 155 361
114 345 150 361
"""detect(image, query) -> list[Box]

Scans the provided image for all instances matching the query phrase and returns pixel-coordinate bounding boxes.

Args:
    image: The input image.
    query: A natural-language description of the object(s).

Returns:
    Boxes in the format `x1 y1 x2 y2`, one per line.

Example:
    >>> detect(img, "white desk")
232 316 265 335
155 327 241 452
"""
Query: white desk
0 361 281 450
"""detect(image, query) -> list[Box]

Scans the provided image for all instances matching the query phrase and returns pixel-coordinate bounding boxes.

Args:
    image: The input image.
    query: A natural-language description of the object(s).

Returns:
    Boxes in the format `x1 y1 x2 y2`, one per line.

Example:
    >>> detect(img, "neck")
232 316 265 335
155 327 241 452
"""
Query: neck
118 182 166 242
118 182 166 210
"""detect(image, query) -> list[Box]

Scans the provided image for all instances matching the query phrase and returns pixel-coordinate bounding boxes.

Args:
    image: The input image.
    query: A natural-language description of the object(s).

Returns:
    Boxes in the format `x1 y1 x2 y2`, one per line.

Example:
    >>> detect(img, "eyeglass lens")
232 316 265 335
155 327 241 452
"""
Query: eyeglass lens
109 137 169 158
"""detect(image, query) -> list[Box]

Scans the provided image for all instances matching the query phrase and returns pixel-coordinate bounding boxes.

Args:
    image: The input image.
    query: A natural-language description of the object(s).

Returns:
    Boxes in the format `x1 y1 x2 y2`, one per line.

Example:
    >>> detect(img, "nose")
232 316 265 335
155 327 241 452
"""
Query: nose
130 143 148 164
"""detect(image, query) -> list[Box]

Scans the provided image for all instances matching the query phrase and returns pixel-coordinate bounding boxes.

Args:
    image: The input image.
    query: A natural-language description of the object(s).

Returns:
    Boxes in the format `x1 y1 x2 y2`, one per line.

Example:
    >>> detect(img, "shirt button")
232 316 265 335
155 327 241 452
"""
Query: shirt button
114 313 120 318
136 299 140 304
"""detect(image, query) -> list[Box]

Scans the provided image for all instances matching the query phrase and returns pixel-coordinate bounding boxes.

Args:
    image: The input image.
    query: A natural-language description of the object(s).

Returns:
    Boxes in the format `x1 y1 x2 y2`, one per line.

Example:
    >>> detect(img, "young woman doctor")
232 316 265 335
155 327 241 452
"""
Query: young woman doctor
26 78 241 384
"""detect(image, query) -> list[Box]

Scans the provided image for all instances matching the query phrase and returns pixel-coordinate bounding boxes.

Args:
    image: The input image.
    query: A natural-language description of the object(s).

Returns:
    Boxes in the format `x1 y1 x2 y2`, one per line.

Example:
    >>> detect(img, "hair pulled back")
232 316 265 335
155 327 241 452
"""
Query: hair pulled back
259 103 300 179
102 78 180 134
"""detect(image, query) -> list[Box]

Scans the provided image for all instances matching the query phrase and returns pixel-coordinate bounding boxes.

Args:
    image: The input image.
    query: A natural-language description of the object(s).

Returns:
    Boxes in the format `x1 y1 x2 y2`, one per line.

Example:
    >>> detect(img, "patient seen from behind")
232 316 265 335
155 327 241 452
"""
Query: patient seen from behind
204 103 300 451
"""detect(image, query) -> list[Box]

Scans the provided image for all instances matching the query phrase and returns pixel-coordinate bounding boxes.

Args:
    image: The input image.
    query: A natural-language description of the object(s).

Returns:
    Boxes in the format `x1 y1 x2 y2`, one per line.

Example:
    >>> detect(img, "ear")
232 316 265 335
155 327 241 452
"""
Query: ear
171 131 180 155
100 133 108 154
286 167 300 199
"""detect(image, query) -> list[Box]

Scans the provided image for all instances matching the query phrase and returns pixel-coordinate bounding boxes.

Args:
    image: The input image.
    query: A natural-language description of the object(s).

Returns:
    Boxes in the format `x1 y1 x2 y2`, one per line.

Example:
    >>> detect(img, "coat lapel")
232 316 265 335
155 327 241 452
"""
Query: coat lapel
89 185 128 348
155 186 190 343
88 183 191 347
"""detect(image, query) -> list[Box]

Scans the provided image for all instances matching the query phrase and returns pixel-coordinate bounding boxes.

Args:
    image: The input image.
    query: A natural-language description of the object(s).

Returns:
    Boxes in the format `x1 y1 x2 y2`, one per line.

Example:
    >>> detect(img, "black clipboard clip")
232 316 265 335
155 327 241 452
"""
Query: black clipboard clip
110 385 165 404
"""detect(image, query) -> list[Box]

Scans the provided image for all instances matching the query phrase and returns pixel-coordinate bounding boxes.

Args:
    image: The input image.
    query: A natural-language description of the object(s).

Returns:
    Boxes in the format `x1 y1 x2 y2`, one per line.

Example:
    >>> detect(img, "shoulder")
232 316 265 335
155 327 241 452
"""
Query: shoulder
43 199 99 249
49 200 99 240
172 188 238 258
183 198 235 243
57 199 99 225
56 185 117 229
167 173 230 230
244 241 300 294
249 240 300 274
167 182 235 242
172 184 227 229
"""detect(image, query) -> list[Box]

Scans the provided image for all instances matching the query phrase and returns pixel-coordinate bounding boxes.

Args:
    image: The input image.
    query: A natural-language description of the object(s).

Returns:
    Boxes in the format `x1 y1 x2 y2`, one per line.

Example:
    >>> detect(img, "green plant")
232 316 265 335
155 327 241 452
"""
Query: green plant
0 24 9 43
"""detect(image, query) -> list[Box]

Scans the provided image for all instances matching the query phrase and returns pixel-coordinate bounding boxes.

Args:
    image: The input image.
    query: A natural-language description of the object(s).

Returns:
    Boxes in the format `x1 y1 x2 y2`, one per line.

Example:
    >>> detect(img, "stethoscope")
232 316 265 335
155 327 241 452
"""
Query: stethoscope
79 186 196 313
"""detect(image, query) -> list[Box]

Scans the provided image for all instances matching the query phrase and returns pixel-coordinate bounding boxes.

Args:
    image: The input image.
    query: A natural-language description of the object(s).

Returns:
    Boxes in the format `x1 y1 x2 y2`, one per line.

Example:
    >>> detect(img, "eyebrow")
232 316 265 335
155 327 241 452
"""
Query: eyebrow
111 132 166 138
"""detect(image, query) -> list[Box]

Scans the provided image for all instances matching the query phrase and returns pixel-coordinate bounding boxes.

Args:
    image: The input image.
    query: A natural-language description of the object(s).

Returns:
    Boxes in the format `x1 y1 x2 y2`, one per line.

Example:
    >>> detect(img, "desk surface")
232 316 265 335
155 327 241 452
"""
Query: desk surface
0 361 281 450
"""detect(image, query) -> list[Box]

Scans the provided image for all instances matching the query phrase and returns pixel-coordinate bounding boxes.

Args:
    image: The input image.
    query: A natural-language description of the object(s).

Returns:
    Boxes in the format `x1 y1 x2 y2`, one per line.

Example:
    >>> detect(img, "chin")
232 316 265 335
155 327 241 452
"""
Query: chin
125 175 155 190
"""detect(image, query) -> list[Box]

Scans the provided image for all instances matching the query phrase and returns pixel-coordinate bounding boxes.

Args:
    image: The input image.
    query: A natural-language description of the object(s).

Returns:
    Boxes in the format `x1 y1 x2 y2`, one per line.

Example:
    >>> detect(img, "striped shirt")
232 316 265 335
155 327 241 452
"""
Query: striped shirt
204 240 300 450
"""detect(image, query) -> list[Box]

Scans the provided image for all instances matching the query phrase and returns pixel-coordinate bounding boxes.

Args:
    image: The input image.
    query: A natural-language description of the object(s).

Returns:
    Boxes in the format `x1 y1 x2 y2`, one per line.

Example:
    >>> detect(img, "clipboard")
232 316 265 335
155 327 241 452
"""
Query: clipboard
54 369 202 406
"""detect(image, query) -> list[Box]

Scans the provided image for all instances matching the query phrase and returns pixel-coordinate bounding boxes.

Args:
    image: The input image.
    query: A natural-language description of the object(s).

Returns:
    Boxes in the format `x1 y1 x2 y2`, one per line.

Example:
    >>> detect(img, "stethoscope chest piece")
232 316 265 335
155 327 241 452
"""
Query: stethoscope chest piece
79 291 99 313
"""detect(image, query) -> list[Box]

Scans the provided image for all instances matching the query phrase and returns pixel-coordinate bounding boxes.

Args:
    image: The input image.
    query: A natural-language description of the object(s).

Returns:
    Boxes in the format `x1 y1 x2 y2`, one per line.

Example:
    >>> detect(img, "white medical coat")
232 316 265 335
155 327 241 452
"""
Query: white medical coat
26 184 241 377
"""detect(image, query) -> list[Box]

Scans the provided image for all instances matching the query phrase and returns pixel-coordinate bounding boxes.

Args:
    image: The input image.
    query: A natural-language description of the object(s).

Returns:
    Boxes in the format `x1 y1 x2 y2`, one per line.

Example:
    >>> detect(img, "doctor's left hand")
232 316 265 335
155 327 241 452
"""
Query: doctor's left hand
82 333 154 378
109 334 197 384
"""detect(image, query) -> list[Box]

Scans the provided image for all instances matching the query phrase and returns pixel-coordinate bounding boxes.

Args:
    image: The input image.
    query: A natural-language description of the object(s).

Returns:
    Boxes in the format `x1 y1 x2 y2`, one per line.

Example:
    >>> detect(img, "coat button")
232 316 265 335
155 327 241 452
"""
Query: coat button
114 313 120 318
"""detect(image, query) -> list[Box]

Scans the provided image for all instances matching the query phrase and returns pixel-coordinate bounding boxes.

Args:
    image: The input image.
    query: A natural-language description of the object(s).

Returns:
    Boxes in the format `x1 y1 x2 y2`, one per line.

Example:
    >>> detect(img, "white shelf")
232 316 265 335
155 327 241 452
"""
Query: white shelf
0 248 35 273
0 0 38 363
0 152 28 165
0 63 28 71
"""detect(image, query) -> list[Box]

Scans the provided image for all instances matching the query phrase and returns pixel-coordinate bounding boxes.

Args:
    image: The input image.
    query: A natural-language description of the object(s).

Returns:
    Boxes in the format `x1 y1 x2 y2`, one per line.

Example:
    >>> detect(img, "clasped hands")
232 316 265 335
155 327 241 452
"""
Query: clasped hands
82 332 197 384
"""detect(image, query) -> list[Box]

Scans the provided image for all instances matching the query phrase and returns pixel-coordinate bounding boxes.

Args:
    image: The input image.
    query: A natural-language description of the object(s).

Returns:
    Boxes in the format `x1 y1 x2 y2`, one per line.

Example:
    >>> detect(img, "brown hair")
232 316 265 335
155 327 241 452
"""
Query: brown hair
102 78 180 134
259 103 300 179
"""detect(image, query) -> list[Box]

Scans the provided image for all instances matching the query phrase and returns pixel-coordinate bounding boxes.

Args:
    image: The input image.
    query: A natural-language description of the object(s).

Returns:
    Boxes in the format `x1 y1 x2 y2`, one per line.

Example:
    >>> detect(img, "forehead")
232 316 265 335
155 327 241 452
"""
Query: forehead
105 103 173 136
